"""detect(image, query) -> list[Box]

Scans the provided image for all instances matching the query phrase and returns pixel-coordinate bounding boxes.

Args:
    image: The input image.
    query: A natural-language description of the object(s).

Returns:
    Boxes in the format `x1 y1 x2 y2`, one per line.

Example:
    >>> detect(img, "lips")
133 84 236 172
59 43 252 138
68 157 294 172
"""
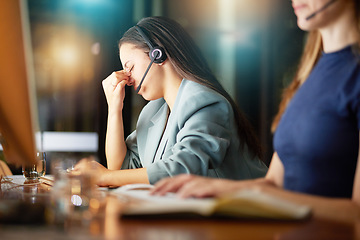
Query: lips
292 3 307 14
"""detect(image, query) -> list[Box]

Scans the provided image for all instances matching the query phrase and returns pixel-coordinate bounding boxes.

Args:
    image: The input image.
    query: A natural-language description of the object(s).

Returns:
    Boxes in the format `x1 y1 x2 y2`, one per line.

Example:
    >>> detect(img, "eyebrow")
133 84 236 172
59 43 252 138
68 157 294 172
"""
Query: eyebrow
124 62 134 72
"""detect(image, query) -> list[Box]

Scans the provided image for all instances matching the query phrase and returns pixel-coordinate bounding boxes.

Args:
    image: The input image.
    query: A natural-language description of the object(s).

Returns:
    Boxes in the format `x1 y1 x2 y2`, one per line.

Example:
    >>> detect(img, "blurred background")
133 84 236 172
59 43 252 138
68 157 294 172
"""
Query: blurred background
8 0 306 171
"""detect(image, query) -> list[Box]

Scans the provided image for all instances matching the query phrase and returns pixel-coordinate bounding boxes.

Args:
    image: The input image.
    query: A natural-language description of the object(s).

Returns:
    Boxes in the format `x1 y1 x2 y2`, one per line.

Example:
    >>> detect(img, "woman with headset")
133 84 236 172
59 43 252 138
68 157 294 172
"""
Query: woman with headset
151 0 360 222
75 16 267 186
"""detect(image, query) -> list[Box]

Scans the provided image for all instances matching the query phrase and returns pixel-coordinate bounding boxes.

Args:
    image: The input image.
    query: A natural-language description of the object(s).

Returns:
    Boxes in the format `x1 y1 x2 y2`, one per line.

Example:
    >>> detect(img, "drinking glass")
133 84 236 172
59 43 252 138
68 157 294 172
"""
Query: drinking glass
50 156 98 223
22 151 46 181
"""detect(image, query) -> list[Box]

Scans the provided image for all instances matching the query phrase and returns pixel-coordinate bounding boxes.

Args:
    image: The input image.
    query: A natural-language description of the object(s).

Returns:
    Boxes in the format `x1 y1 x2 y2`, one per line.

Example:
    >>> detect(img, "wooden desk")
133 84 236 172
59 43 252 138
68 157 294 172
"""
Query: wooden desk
0 176 356 240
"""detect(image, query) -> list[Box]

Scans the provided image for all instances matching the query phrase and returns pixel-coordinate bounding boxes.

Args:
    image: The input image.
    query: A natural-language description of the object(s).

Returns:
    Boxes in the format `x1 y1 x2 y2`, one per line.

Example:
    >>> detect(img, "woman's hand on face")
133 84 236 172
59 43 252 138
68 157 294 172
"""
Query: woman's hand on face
102 70 133 113
150 174 241 198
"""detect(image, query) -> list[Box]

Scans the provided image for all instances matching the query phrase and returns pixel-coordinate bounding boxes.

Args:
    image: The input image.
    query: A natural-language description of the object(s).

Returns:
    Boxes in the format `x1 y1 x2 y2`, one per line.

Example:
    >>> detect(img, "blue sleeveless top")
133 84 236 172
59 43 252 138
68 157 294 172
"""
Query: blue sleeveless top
274 45 360 198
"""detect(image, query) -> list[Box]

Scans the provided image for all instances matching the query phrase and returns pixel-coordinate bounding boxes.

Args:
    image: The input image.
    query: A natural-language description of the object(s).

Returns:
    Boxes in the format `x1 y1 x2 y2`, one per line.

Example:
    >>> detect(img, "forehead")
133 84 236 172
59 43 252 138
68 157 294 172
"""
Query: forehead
120 43 141 58
119 43 146 67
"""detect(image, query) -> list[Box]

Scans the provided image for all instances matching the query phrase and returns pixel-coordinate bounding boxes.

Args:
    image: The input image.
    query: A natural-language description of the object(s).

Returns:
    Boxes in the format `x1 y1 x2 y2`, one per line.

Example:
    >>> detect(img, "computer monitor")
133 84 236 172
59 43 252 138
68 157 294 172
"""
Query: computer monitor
0 0 38 166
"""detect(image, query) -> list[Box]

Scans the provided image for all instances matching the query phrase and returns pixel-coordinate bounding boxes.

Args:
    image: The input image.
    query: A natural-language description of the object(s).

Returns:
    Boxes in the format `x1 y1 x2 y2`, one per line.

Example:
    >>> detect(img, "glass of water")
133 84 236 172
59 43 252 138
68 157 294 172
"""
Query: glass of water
22 152 46 181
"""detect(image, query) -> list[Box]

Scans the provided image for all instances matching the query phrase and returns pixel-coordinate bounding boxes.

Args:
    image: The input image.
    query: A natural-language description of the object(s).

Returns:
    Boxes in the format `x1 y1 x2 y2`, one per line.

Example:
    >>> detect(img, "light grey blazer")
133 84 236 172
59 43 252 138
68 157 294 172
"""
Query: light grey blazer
122 79 267 184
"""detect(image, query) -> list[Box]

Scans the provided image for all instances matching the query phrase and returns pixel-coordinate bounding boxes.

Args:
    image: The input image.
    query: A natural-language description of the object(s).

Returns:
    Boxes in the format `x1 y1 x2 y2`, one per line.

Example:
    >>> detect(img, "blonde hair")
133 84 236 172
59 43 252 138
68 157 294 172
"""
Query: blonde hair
271 0 360 132
271 31 322 132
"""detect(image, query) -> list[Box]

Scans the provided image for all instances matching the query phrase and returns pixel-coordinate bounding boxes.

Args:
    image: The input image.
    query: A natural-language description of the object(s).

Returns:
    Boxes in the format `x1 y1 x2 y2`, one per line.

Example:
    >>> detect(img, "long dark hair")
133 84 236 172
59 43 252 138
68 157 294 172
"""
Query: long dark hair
119 16 262 159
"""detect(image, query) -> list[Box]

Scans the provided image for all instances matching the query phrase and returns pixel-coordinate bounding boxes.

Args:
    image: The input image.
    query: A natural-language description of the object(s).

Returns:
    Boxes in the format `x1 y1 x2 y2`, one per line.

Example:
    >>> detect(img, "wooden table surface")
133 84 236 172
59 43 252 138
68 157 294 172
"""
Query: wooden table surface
0 175 357 240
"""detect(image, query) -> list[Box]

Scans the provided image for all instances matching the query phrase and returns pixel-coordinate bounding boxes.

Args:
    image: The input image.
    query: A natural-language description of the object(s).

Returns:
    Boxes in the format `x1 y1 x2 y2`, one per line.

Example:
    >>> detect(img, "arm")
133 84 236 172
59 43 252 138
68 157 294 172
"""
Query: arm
258 182 360 224
102 71 131 170
257 138 360 223
99 168 150 186
352 133 360 203
152 147 360 223
151 152 282 197
105 110 127 170
264 152 284 187
264 133 359 223
74 158 149 186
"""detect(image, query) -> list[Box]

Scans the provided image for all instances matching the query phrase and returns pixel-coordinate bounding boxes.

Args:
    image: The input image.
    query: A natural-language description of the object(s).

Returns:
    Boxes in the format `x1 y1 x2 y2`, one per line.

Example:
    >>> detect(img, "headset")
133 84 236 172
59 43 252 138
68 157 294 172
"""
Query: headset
306 0 337 20
134 25 167 93
135 25 167 64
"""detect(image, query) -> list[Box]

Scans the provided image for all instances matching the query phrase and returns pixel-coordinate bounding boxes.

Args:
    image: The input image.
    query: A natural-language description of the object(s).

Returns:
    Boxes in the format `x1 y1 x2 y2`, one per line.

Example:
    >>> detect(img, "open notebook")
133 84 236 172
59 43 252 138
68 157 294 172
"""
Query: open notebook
110 184 312 220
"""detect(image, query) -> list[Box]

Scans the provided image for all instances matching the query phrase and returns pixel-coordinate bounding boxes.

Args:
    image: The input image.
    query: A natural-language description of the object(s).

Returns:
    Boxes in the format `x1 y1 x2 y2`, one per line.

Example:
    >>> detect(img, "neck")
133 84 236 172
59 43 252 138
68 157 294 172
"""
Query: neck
319 6 359 52
162 67 182 111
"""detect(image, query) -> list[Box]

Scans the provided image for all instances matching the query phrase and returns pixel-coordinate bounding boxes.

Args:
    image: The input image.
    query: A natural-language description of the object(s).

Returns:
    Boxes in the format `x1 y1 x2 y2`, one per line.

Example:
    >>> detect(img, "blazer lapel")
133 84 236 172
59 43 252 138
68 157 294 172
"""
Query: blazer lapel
142 103 169 166
150 80 185 163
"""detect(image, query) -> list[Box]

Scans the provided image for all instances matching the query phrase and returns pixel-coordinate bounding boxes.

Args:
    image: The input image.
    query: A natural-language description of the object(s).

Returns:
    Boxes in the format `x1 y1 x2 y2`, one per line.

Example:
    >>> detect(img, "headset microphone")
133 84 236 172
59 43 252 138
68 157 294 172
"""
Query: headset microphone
134 25 167 93
306 0 337 20
135 51 159 93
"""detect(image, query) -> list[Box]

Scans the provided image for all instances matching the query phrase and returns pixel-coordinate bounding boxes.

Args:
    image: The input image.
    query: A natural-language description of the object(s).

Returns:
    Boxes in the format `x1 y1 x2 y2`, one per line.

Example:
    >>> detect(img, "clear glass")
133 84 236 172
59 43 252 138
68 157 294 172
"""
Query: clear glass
49 156 99 224
22 151 46 181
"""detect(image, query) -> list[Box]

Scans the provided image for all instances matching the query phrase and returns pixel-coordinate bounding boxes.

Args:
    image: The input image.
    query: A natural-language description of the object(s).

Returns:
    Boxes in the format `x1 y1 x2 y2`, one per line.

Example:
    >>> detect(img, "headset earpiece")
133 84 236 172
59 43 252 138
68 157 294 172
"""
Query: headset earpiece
135 25 167 64
134 25 167 93
150 47 166 63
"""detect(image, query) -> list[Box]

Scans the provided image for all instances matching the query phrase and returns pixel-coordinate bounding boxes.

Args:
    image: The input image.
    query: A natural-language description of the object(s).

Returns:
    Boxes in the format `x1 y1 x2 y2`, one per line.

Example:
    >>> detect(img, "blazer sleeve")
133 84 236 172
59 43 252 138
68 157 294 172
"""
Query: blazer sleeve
146 93 233 184
121 130 143 169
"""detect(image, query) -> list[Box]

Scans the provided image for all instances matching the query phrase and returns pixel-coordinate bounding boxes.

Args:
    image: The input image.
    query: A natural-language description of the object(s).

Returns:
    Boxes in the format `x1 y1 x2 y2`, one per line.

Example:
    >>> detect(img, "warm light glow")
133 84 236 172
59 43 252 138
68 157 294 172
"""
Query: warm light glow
55 45 78 67
71 194 83 206
91 42 100 55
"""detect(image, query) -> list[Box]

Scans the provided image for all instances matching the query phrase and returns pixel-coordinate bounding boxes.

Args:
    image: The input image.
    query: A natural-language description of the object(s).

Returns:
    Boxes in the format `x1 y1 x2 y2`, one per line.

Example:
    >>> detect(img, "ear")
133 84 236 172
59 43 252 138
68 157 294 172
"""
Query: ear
157 58 167 66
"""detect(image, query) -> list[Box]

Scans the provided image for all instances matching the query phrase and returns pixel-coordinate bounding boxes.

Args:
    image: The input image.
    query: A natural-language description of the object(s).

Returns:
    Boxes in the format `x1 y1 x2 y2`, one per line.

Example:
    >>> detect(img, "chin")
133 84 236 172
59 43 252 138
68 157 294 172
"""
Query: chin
142 95 151 101
297 18 313 31
145 96 161 101
139 92 152 101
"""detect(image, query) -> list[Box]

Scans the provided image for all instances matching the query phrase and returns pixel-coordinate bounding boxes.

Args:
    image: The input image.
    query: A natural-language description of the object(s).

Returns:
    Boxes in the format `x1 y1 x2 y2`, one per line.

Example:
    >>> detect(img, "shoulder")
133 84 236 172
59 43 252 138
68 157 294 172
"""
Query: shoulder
337 51 360 108
175 79 233 120
179 79 230 105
